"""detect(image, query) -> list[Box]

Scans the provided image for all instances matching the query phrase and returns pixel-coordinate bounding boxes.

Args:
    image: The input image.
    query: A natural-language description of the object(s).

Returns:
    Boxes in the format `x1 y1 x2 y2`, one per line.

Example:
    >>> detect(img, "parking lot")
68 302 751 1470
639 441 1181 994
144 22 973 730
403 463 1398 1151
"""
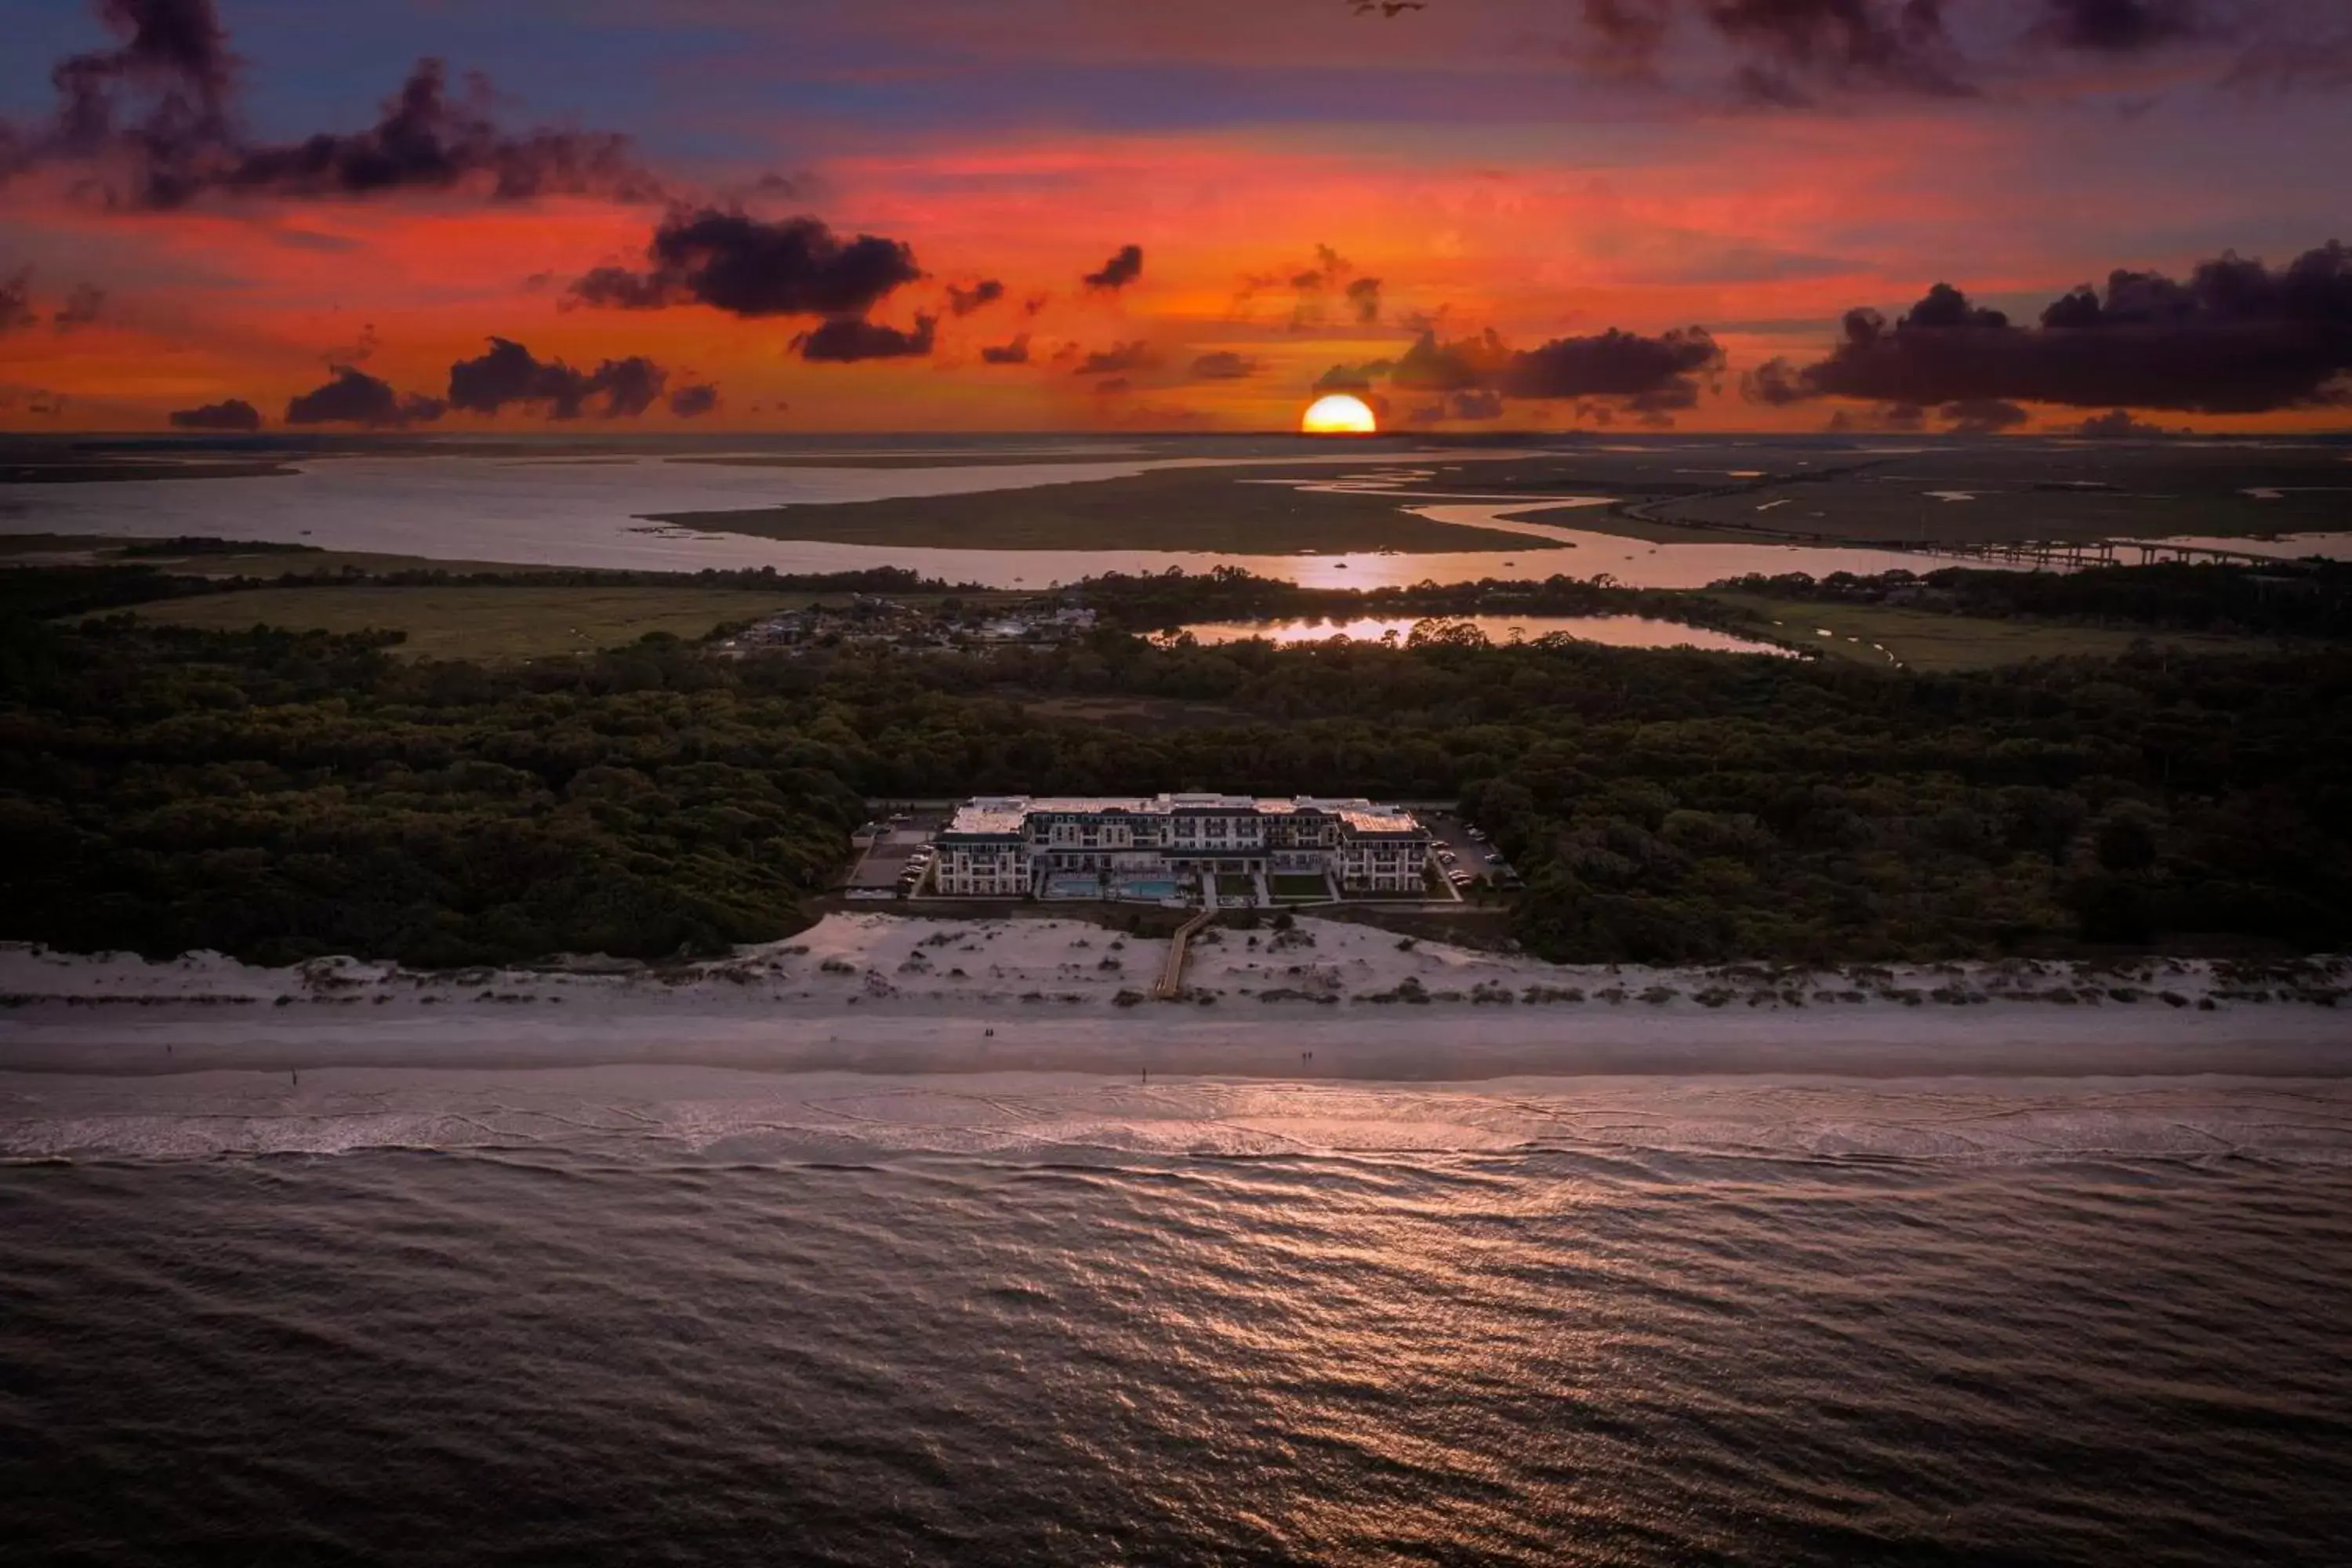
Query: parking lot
845 809 946 898
1418 805 1522 893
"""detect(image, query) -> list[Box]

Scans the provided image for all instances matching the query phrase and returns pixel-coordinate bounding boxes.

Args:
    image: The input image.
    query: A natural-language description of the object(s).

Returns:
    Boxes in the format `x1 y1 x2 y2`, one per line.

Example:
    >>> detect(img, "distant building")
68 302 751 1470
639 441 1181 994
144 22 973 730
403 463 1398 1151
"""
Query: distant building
932 793 1433 897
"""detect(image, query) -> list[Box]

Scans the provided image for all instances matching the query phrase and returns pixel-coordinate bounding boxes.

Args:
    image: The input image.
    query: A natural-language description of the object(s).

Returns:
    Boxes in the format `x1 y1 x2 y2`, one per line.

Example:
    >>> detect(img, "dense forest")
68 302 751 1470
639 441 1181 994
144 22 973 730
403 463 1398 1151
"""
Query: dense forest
1722 561 2352 640
4 560 2348 967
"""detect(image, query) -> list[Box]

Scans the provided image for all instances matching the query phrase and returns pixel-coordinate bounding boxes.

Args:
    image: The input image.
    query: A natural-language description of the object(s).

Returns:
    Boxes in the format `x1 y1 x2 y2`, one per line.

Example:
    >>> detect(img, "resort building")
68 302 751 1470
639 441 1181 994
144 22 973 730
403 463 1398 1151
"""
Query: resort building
931 793 1435 900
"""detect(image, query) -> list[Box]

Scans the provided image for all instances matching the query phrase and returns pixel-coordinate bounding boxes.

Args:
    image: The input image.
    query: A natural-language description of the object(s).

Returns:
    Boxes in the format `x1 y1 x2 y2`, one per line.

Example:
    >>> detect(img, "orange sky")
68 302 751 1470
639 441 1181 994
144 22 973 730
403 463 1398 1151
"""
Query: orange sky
4 0 2349 434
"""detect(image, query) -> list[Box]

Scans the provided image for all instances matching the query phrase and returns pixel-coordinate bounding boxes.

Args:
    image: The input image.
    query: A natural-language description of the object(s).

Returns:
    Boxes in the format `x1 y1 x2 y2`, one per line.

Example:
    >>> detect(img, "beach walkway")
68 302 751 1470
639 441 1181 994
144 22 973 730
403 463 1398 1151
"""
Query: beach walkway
1155 908 1218 1000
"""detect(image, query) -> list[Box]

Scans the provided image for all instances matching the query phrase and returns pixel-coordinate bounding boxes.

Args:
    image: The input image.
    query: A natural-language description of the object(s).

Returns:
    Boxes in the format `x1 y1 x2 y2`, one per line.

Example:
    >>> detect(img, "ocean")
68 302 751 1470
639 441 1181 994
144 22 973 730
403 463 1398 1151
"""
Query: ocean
5 1073 2350 1565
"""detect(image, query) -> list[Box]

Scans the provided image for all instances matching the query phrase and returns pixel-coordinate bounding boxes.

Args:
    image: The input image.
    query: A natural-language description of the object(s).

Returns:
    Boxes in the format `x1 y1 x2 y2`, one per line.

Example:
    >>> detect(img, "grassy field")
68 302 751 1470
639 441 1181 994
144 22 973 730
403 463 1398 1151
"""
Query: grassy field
1703 591 2263 672
1646 445 2352 546
2 533 546 577
645 466 1570 554
111 585 828 661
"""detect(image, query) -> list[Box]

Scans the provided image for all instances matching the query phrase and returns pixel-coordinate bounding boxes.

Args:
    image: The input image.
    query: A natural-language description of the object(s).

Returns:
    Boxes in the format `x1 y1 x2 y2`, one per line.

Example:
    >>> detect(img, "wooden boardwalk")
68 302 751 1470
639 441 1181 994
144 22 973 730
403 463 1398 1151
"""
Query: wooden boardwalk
1154 908 1218 1000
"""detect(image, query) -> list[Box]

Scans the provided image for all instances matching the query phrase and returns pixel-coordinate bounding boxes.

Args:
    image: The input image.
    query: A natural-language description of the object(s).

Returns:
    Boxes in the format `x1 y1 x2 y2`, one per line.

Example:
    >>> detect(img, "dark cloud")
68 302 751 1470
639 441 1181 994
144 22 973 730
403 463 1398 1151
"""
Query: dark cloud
167 396 260 431
947 278 1005 316
1740 354 1809 405
0 270 34 333
1312 359 1394 393
1497 326 1724 408
1094 377 1132 396
446 336 669 419
1189 350 1258 379
2074 408 2172 437
1391 329 1506 391
571 208 920 319
1827 401 1927 432
51 282 107 329
285 366 445 427
792 314 938 362
1579 0 1674 76
1760 241 2352 414
2034 0 2204 53
1082 244 1145 292
667 383 720 419
980 334 1032 365
1940 397 2030 433
9 2 660 209
50 0 234 146
1700 0 1971 97
1075 341 1159 376
205 60 658 206
1446 388 1506 420
1344 276 1383 325
1368 325 1719 422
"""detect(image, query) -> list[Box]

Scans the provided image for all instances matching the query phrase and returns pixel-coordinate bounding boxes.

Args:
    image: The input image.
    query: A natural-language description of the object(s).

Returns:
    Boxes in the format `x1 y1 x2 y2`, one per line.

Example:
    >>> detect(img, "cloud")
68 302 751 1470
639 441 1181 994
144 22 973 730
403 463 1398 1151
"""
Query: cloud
1827 401 1927 432
2034 0 2205 53
1344 276 1383 325
1698 0 1972 99
1756 241 2352 414
980 334 1032 365
446 336 669 419
1497 326 1724 408
1313 359 1394 393
51 283 107 330
668 383 720 418
285 367 445 427
1082 244 1145 292
1094 377 1132 395
167 397 260 431
50 0 234 143
571 208 920 319
1363 324 1719 423
792 313 938 362
6 4 661 209
946 278 1005 316
1075 340 1159 376
1391 329 1506 391
0 270 33 333
1940 397 2030 433
1577 0 1675 77
1188 350 1258 379
205 61 659 206
2074 408 2172 437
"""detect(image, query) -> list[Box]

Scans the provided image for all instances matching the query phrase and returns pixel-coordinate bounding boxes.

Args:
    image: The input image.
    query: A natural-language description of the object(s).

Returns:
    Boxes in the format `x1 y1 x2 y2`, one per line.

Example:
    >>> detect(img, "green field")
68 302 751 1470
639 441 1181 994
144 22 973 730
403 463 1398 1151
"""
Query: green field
644 466 1570 554
112 585 825 661
1704 591 2263 672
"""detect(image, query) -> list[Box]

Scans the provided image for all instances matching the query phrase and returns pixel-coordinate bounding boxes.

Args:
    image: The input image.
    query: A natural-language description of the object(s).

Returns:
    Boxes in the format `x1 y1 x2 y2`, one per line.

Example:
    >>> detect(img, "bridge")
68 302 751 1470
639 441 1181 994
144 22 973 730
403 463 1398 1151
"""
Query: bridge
1876 537 2286 571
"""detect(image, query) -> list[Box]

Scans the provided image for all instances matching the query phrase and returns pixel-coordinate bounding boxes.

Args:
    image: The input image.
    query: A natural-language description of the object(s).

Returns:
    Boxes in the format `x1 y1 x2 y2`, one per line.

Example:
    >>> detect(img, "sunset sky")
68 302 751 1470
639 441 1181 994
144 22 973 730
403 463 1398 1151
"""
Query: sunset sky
3 0 2349 434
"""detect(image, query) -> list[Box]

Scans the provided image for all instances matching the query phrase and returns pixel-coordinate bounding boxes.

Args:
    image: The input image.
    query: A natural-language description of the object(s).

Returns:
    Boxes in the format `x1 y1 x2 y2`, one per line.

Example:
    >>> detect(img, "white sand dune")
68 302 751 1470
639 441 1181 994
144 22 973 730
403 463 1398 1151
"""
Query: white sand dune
2 915 2344 1080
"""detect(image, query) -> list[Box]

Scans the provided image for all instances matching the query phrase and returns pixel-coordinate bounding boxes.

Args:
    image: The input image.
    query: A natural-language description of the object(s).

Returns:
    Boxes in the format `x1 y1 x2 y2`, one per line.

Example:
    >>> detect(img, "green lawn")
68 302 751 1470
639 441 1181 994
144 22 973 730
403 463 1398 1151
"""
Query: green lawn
1269 873 1330 898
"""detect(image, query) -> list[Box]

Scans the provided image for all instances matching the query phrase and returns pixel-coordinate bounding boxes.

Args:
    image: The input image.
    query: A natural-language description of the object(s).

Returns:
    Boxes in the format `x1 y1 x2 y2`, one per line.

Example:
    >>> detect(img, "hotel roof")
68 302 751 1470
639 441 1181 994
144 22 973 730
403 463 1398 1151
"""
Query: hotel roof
942 793 1425 837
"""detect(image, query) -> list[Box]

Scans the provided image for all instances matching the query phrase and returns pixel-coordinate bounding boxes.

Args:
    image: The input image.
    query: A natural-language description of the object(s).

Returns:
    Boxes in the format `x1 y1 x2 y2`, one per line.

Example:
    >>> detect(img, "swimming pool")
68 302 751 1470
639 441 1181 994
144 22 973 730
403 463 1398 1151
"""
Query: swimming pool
1114 878 1180 900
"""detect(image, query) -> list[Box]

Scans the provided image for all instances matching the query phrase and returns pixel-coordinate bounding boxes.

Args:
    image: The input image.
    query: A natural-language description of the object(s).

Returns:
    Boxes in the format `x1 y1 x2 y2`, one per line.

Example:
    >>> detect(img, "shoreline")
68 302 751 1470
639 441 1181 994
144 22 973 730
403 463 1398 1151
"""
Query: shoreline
4 915 2343 1082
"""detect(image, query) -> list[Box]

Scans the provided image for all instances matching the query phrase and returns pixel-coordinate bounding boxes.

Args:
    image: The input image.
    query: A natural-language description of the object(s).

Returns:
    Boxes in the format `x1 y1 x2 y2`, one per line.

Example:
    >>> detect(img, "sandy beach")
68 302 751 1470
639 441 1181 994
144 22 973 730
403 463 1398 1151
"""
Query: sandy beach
2 914 2343 1081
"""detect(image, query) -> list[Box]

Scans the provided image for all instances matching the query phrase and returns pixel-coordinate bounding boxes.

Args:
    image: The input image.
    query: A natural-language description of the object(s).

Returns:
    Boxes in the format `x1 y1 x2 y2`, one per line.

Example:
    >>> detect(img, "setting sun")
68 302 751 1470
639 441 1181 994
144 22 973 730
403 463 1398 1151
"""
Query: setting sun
1301 394 1378 435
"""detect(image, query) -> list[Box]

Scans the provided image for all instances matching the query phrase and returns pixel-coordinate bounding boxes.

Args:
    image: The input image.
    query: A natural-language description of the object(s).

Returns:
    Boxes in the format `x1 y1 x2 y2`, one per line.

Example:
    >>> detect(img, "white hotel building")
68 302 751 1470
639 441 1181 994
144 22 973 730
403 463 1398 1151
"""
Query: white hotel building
931 793 1435 898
